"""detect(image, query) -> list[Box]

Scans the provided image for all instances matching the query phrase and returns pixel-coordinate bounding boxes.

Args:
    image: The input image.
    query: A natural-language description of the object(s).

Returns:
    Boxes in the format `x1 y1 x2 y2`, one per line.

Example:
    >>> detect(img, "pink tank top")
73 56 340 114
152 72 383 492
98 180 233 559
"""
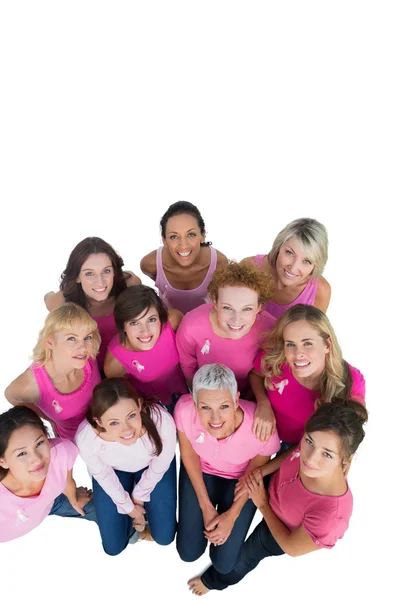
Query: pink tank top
31 358 101 440
107 321 187 405
92 312 117 370
253 254 318 319
155 246 217 314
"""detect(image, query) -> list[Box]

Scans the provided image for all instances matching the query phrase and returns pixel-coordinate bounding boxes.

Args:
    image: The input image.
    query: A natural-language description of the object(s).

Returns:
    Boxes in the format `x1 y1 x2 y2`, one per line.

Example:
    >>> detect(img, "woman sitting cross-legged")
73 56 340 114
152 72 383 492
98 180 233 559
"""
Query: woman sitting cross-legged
174 363 280 575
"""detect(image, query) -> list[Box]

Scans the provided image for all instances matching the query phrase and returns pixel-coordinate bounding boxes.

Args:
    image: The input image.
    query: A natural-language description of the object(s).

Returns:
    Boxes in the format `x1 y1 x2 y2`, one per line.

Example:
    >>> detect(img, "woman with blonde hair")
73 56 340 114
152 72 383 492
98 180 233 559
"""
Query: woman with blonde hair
250 304 365 443
241 218 331 315
5 303 101 440
176 262 276 395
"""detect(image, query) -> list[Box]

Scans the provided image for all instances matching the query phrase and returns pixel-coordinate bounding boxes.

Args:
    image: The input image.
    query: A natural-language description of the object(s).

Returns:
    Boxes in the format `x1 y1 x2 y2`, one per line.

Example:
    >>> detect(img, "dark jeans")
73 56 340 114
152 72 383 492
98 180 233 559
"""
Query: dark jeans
49 493 97 522
201 517 285 590
92 458 177 556
176 463 257 574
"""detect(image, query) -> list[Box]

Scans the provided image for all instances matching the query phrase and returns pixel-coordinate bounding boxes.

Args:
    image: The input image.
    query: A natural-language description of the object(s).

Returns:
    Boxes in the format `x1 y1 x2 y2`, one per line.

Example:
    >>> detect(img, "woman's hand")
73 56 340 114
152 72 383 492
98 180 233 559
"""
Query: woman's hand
71 487 93 516
204 511 236 546
253 400 276 442
201 505 219 531
245 469 269 509
128 503 146 531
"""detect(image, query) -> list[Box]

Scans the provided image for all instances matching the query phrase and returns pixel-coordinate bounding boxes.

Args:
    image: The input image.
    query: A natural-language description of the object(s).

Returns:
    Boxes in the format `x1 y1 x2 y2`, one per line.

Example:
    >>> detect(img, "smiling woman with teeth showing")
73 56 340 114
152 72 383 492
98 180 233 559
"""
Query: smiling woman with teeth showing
140 201 228 314
104 285 187 414
44 237 141 372
176 262 276 395
5 304 101 441
75 377 177 555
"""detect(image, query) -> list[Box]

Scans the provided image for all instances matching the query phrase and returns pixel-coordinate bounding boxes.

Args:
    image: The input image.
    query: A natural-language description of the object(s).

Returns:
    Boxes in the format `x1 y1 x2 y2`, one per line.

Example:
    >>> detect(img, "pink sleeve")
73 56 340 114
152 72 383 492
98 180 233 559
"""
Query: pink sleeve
173 396 186 432
350 366 366 404
253 350 265 375
75 424 134 514
133 409 177 503
260 430 281 457
59 439 79 471
106 334 120 358
302 506 350 549
176 313 199 379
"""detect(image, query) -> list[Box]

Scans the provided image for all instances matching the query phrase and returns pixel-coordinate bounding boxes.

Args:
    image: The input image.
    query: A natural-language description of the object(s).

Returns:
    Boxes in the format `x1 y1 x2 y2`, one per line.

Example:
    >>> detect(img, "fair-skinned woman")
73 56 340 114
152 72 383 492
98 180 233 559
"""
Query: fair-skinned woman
0 406 96 543
242 218 331 314
176 262 276 395
44 237 141 371
188 398 368 594
75 378 177 555
104 285 187 414
251 304 365 443
5 304 101 440
140 201 228 314
175 364 280 576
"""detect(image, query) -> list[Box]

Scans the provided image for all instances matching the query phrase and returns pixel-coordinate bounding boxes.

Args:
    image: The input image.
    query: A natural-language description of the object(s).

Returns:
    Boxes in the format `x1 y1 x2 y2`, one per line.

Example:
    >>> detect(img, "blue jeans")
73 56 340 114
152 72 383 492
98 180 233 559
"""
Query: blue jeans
49 493 97 522
201 517 285 590
176 463 257 574
92 458 177 556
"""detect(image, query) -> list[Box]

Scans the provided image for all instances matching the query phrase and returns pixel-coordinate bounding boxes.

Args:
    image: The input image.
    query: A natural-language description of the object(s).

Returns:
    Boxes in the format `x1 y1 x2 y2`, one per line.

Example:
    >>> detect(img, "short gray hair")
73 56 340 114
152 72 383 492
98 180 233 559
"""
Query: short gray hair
192 364 238 405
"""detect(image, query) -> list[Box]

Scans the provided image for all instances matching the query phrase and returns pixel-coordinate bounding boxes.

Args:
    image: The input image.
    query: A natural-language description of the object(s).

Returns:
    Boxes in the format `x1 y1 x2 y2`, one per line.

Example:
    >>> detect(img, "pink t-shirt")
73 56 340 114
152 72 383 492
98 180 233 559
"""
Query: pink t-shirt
107 322 187 405
0 438 77 542
155 246 217 314
31 358 101 441
75 406 176 512
254 353 366 443
174 394 280 479
269 448 353 549
176 304 276 394
92 312 117 370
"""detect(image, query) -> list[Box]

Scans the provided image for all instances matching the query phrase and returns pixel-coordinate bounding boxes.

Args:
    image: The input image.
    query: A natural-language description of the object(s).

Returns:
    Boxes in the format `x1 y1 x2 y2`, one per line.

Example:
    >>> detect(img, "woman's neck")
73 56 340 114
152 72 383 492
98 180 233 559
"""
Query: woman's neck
45 359 77 382
291 365 325 391
1 471 45 497
299 468 347 497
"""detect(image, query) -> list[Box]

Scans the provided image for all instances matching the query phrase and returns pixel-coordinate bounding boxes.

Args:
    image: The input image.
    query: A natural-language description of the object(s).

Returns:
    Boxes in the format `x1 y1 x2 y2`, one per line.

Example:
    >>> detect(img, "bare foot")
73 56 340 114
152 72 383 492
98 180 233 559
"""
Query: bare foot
188 577 209 596
139 524 154 542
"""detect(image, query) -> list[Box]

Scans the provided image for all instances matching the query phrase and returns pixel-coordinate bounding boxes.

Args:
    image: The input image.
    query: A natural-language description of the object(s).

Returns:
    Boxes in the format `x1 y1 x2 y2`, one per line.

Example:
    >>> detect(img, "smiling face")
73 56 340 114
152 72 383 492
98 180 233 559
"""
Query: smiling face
123 305 162 351
47 324 95 369
196 388 240 439
275 236 315 286
283 320 330 382
0 425 51 483
214 286 262 339
76 253 114 302
163 214 205 267
96 396 143 446
300 430 344 478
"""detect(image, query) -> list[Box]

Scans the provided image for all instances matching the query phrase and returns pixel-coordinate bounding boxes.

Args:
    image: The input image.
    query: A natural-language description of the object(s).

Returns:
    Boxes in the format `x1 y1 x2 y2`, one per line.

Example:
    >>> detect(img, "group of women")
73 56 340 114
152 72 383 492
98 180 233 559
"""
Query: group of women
0 201 367 595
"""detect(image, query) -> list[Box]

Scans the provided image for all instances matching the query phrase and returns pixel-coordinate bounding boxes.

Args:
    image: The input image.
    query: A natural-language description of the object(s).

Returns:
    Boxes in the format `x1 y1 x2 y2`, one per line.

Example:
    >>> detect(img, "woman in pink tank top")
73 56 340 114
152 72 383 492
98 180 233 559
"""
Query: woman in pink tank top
140 201 228 314
104 285 187 413
5 304 101 441
242 218 331 318
250 304 365 445
44 237 141 371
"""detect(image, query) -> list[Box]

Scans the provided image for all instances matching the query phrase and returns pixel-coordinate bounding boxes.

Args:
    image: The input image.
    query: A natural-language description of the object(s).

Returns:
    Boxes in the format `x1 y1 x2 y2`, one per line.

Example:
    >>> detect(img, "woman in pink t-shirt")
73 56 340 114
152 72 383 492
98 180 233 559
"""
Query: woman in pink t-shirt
5 303 101 441
104 285 187 413
175 364 280 576
0 406 96 543
241 218 331 317
140 201 228 314
250 304 366 444
176 262 276 395
44 236 141 371
75 378 177 555
188 398 368 594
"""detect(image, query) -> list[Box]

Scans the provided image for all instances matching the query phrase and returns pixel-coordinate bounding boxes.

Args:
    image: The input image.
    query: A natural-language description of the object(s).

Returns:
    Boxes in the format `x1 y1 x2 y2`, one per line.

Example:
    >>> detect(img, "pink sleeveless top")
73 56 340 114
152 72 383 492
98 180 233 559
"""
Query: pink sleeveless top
107 321 187 405
253 254 318 319
92 312 117 370
155 246 217 314
31 358 101 440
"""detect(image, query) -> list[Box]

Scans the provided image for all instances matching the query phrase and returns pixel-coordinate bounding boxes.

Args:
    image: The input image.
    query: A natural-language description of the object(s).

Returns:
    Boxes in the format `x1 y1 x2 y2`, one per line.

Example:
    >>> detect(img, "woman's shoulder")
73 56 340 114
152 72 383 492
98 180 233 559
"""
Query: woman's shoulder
140 250 158 279
74 419 96 448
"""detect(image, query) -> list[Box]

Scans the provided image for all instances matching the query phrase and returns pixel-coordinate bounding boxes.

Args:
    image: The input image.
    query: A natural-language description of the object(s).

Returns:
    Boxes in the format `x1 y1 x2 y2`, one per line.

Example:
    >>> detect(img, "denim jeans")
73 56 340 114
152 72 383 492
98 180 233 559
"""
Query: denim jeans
49 493 97 522
92 458 177 556
201 517 285 590
176 463 257 574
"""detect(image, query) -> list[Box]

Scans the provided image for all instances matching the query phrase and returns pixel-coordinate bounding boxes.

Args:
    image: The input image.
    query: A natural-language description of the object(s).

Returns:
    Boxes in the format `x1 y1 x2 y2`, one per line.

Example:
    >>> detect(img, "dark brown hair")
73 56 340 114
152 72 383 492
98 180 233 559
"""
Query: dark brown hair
305 398 368 461
86 378 163 456
160 201 211 246
0 407 49 481
114 285 168 344
60 237 127 308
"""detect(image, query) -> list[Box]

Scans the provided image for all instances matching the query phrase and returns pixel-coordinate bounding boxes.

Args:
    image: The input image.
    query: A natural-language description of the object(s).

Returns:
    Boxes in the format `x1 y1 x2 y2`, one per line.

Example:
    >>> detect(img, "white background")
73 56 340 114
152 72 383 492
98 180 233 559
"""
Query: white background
0 2 397 599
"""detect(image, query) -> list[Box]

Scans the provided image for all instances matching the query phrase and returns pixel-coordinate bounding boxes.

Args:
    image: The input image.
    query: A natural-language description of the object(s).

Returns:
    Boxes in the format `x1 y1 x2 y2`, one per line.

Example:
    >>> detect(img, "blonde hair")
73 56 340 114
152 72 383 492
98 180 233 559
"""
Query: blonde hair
268 218 328 278
32 303 100 365
262 304 352 405
208 261 274 305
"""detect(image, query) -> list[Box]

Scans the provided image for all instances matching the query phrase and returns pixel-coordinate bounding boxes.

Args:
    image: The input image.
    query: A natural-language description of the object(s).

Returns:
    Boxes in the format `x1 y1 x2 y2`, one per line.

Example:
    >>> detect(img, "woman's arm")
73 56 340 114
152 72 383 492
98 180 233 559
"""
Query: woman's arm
140 251 157 282
215 249 229 268
250 369 276 442
44 290 65 311
175 317 199 381
313 277 331 312
168 308 184 331
103 351 127 379
5 369 40 407
62 469 93 516
124 271 142 286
